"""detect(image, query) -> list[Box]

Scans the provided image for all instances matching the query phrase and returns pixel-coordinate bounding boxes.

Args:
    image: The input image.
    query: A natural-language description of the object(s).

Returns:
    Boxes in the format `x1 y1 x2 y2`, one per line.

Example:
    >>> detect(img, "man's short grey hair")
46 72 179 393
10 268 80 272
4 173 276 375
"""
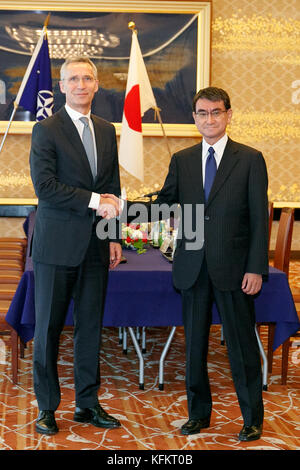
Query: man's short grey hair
60 56 98 81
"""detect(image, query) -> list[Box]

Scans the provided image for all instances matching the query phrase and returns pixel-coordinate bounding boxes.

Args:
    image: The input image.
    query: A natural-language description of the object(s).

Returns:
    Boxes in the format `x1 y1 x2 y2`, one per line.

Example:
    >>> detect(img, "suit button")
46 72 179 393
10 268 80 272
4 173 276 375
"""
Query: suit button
204 215 210 221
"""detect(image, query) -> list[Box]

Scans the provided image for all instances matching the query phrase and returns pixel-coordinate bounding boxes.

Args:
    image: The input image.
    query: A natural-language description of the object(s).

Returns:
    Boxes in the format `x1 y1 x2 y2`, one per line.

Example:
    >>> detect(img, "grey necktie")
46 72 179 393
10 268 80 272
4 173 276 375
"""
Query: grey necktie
80 117 96 179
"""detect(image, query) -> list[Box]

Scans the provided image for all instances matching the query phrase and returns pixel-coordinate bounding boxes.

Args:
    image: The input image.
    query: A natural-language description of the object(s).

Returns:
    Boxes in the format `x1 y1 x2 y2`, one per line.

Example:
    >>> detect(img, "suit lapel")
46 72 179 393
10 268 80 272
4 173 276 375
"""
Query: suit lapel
187 142 205 203
206 138 240 207
91 115 104 180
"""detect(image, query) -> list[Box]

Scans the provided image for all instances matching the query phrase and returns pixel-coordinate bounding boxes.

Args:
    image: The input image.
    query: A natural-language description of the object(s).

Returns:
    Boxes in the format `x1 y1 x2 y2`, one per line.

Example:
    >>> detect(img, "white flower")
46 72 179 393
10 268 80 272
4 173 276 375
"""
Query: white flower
131 229 143 239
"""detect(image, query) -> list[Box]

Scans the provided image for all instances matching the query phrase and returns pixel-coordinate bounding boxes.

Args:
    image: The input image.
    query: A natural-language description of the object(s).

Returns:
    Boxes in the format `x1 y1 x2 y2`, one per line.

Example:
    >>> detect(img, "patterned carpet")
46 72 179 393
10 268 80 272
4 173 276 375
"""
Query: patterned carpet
0 319 299 451
0 260 299 452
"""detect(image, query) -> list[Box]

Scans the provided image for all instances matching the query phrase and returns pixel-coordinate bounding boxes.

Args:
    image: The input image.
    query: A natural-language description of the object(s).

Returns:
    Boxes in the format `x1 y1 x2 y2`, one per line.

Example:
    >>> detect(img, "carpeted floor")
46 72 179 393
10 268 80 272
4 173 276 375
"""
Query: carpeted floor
0 260 299 452
0 321 299 451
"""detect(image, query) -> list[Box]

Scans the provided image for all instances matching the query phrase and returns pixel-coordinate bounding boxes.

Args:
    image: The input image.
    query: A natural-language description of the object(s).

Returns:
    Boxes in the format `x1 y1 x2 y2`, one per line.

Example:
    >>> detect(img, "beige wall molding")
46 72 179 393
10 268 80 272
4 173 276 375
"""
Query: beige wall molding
0 1 210 13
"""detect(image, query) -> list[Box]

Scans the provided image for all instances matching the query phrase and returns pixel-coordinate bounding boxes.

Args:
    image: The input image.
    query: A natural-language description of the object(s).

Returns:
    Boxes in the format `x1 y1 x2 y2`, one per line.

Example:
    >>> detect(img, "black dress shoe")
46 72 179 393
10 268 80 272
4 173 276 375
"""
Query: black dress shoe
181 417 210 435
74 404 121 429
35 410 58 435
238 424 263 441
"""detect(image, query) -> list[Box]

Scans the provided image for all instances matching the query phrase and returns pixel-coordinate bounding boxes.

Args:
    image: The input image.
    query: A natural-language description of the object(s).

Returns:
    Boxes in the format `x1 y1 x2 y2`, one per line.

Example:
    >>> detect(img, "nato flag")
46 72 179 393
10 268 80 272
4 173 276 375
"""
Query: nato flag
19 36 53 121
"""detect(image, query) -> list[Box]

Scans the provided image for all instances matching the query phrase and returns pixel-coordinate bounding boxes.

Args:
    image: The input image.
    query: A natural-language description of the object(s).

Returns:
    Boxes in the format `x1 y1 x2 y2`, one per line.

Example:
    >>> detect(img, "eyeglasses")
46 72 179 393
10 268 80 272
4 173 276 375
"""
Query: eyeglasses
62 76 96 84
194 110 228 119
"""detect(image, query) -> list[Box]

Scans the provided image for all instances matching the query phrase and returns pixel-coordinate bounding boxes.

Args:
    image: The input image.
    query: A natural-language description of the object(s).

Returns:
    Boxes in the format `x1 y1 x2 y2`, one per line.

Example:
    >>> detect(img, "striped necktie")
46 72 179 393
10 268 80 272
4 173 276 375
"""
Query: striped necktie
80 117 96 179
204 146 217 202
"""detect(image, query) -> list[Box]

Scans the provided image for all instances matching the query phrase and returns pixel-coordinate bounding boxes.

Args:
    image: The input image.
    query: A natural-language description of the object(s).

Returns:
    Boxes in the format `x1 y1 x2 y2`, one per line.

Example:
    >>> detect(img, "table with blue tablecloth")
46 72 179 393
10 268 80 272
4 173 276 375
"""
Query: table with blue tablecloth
6 246 299 348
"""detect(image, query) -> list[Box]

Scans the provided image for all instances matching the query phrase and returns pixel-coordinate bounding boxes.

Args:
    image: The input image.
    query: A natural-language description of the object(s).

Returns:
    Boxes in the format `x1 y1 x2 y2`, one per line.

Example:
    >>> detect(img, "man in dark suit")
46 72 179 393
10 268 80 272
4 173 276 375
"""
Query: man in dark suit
30 56 122 435
113 86 268 441
162 87 268 441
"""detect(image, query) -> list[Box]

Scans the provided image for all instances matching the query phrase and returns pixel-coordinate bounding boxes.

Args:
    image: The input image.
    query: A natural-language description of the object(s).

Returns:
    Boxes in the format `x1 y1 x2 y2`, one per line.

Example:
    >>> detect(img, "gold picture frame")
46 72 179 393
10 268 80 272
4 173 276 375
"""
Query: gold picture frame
0 0 211 136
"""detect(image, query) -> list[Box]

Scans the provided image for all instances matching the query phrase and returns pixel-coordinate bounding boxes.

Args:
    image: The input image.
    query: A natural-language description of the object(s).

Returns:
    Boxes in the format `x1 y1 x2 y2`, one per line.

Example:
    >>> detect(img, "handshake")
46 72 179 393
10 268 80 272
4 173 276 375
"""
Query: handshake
97 193 123 219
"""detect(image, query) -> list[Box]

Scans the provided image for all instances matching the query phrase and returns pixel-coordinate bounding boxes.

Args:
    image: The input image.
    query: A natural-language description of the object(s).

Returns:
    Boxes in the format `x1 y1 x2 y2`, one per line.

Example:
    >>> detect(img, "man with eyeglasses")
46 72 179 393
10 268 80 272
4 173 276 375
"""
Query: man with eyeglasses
176 87 269 441
170 87 268 440
111 86 268 441
30 56 122 435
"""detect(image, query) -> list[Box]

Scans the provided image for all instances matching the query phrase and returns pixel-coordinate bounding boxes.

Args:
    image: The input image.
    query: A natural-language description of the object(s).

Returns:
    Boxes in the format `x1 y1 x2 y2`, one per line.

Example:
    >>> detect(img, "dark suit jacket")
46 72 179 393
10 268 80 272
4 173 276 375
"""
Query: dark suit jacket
154 138 269 291
30 106 121 267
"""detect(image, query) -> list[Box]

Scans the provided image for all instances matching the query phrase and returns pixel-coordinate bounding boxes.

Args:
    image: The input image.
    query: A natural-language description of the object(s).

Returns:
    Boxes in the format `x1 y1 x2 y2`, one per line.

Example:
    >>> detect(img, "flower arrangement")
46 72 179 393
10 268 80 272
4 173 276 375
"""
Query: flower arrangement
122 223 149 254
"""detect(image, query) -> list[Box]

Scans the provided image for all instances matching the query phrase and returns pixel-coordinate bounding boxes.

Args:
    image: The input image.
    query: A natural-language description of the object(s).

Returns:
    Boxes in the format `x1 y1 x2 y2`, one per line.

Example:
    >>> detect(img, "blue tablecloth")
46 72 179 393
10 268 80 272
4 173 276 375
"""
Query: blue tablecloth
5 244 300 351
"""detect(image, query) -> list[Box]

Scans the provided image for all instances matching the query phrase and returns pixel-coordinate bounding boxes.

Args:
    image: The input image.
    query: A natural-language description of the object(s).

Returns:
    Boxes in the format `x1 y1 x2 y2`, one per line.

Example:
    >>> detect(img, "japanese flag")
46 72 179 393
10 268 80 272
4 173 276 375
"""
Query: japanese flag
119 30 157 181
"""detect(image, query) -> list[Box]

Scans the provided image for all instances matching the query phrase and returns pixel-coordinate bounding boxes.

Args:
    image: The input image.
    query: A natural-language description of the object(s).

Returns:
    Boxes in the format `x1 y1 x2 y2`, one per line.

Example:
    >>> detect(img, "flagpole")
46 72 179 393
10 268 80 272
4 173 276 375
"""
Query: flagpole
128 22 172 160
154 106 172 158
0 104 17 153
0 13 51 154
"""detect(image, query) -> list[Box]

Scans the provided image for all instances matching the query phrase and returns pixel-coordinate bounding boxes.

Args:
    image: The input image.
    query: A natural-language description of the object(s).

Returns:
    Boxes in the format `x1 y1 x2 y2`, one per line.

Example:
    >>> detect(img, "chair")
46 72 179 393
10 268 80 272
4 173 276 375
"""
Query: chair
268 201 274 250
0 260 23 271
281 294 300 385
273 208 294 278
0 276 21 301
0 237 27 247
0 250 24 262
0 299 20 384
0 238 27 384
0 237 27 261
257 207 295 378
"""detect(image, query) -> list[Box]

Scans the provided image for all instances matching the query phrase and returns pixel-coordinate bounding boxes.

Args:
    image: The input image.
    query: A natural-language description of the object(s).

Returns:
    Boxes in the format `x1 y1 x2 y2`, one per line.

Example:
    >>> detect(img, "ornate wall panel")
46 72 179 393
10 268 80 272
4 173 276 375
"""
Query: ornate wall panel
211 0 300 202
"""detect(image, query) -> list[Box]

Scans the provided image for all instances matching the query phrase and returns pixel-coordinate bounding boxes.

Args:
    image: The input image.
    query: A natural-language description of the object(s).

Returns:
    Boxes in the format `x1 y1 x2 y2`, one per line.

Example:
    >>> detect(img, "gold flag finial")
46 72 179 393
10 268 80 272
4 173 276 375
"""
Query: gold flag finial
44 13 51 29
128 21 137 32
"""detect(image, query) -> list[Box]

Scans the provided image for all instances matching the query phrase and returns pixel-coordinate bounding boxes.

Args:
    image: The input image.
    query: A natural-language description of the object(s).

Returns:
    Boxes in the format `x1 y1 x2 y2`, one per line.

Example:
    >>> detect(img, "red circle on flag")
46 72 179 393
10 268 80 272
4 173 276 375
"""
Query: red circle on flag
124 84 142 132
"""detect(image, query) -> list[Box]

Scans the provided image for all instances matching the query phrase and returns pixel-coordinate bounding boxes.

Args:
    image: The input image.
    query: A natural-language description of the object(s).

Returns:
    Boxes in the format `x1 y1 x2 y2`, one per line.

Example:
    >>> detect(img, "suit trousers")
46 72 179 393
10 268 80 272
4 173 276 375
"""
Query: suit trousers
33 226 109 411
181 257 264 427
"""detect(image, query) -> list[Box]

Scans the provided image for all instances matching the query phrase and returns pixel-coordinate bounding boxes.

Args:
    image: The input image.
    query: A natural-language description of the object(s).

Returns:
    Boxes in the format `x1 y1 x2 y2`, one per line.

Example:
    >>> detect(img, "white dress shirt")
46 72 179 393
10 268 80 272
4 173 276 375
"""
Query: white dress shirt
201 133 228 185
64 104 100 210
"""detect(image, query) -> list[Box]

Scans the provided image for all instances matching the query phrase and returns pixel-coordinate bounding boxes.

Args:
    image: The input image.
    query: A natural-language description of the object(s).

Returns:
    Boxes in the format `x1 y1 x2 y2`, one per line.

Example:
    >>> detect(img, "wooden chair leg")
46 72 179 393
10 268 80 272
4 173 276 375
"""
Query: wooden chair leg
10 328 18 384
281 338 290 385
20 339 26 359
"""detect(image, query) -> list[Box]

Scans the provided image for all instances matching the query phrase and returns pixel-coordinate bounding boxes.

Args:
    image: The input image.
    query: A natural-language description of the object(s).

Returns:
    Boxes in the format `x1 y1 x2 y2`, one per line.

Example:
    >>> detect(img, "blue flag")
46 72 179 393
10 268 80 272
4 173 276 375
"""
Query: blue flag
17 34 53 121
